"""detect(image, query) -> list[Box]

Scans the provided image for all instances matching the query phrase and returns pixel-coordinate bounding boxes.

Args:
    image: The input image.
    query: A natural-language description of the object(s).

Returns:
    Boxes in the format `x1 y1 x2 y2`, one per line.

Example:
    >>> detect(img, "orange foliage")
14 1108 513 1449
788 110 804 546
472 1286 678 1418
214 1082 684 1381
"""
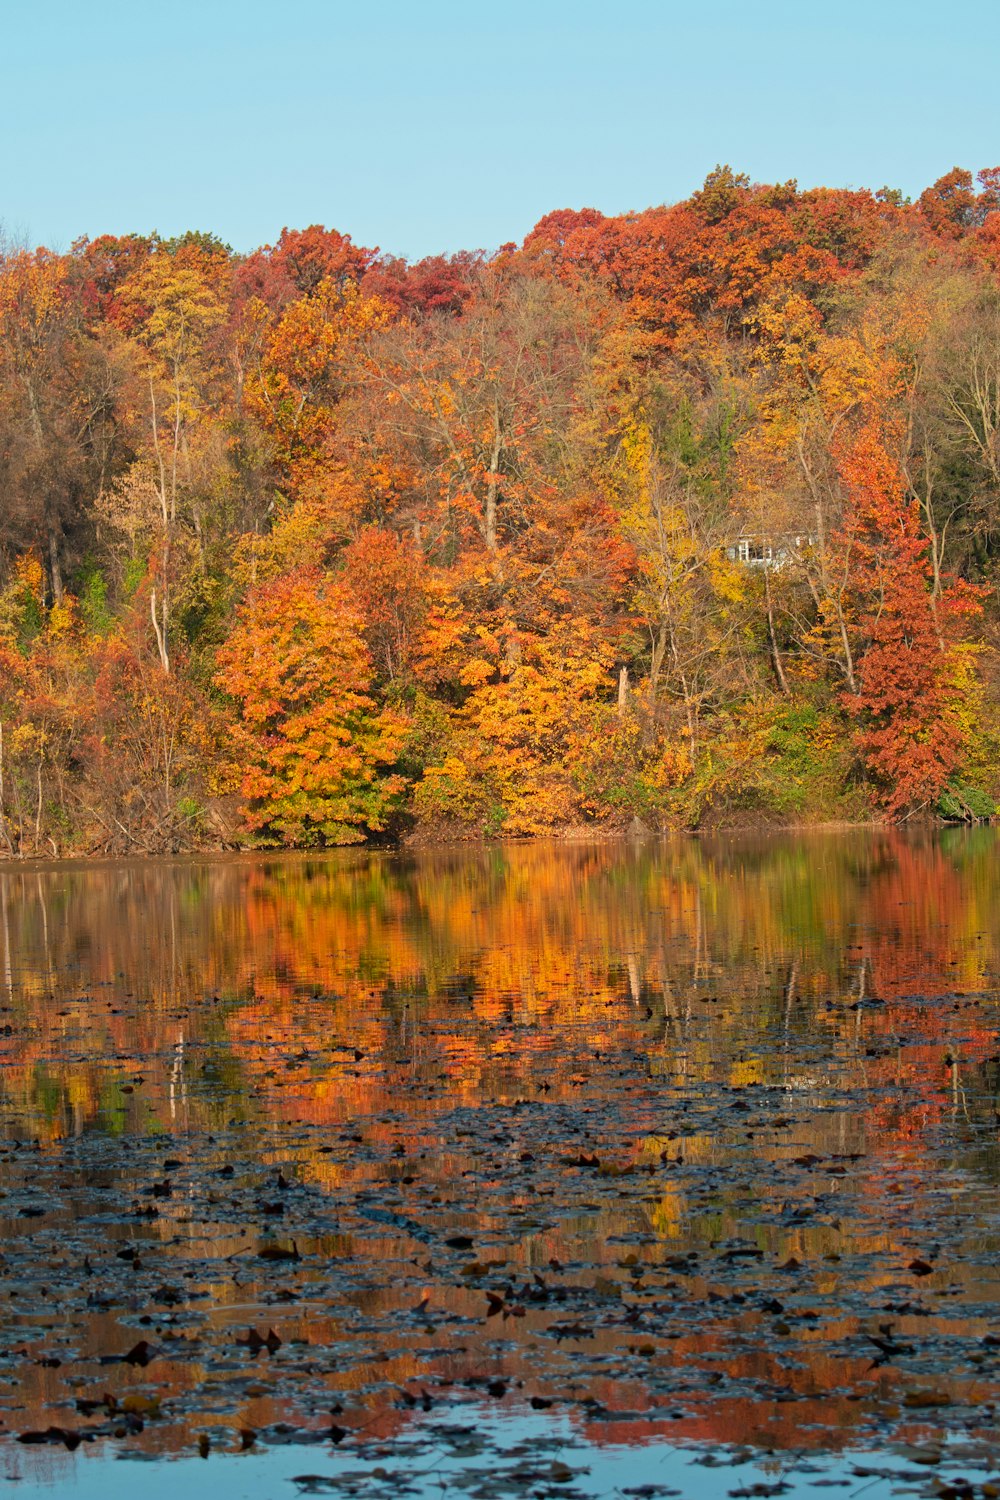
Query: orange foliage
215 566 406 845
2 167 1000 852
245 282 390 503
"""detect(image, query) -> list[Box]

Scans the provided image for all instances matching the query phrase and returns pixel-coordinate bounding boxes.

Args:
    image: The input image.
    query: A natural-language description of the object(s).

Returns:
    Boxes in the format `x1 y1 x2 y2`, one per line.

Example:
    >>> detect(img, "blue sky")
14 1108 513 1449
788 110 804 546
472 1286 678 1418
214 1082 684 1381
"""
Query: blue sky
3 0 998 259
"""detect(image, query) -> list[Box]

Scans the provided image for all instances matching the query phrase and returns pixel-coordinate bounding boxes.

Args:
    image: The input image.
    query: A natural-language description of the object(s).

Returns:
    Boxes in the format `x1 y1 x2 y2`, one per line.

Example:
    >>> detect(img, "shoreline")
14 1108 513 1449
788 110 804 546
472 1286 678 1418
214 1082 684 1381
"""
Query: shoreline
0 814 984 871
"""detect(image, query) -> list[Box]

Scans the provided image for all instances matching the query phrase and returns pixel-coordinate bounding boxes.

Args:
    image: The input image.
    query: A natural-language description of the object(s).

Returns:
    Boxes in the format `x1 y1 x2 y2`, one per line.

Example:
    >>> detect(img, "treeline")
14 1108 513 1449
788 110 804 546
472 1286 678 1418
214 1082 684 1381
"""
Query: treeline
2 165 1000 854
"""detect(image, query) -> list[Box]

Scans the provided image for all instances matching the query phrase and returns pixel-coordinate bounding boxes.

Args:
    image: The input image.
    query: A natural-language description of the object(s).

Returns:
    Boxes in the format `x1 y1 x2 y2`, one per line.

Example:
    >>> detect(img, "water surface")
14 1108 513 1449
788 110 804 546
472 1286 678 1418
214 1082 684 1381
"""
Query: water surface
0 830 998 1496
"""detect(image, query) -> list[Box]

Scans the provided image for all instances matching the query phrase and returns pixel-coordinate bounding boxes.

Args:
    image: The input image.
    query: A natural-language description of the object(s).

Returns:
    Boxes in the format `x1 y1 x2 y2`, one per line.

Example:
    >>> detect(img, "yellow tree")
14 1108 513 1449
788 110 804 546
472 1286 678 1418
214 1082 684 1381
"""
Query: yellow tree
618 414 749 764
414 619 616 835
113 246 229 671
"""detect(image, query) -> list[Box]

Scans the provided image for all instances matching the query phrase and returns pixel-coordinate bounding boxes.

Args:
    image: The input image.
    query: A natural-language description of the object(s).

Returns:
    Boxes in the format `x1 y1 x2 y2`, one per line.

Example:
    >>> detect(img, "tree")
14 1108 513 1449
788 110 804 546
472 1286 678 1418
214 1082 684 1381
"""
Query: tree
362 252 479 317
917 167 1000 239
838 420 981 816
215 567 406 845
112 245 230 671
341 526 430 685
244 280 390 508
414 621 617 836
0 246 125 600
235 225 376 312
618 413 749 760
73 621 218 854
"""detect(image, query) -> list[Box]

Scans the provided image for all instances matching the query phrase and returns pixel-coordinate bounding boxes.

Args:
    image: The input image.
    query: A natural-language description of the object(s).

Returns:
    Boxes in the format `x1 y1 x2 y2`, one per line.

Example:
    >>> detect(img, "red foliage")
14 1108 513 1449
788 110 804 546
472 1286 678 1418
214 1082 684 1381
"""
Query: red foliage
269 225 376 295
520 177 847 345
341 526 430 682
234 225 377 312
361 252 479 317
792 187 895 270
838 422 982 816
522 207 608 255
70 234 155 325
918 166 1000 240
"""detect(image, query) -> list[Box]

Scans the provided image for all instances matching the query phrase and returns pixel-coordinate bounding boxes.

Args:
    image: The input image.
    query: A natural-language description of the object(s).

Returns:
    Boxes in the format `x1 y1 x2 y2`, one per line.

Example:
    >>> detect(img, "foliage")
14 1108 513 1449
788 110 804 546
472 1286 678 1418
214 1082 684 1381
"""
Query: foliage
1 167 1000 851
837 420 983 817
937 781 995 822
214 567 406 845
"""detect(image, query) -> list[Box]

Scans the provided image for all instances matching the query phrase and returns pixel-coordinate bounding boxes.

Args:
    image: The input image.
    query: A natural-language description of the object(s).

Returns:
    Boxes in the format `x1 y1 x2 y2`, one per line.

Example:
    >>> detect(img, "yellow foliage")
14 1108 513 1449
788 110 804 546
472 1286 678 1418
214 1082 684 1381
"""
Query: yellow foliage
14 553 44 601
943 643 1000 789
752 290 823 370
416 626 618 835
707 549 747 605
47 596 78 639
231 504 326 589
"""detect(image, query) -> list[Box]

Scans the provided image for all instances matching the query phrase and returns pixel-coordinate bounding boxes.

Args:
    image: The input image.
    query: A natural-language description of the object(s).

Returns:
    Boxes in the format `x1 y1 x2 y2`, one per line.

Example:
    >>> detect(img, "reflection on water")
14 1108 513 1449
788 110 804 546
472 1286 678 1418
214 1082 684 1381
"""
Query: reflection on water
0 829 998 1493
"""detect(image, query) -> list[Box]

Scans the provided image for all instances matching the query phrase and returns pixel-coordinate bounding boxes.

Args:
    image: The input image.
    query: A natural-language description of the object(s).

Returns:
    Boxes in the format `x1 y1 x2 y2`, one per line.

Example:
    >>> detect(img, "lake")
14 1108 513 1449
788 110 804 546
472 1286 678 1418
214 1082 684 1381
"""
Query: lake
0 830 998 1497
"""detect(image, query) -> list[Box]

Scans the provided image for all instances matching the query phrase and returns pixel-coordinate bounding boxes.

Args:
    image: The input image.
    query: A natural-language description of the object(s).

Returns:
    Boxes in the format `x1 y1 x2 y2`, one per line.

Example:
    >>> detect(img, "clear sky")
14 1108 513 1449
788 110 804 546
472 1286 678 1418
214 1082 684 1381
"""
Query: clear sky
3 0 998 259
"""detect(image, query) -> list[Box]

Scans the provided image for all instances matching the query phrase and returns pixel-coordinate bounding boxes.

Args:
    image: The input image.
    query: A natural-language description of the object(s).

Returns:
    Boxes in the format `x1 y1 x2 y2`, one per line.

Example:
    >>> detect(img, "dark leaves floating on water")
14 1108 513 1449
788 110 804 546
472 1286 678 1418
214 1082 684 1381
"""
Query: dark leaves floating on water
237 1326 282 1354
17 1426 86 1450
908 1258 935 1276
121 1339 155 1367
258 1240 300 1261
150 1283 185 1305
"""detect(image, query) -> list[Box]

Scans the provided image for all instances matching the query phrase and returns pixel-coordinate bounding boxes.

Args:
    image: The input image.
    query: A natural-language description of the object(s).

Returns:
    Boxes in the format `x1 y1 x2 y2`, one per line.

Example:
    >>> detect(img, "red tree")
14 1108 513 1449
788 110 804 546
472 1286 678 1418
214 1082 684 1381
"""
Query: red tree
838 421 981 816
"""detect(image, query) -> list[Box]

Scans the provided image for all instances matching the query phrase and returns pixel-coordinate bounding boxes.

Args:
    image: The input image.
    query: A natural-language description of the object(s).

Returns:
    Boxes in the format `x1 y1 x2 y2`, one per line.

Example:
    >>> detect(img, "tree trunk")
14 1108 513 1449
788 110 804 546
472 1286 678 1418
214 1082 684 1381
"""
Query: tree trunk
485 398 502 554
764 570 790 696
151 587 170 674
34 755 43 852
48 528 64 607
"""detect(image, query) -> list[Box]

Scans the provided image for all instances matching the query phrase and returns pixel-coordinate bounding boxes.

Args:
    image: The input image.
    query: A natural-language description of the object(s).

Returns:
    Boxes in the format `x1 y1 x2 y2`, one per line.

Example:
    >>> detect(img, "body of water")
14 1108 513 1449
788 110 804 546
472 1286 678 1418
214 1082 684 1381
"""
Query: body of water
0 830 997 1496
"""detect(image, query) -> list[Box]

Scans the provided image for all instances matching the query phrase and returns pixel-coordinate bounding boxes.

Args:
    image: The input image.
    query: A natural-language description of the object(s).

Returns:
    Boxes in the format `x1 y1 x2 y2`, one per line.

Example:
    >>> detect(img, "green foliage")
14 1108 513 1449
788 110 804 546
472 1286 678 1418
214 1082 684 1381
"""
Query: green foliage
176 795 205 825
483 803 508 837
77 564 113 636
160 229 233 258
674 698 857 828
569 705 674 826
764 703 832 811
937 781 996 822
411 754 497 833
122 555 147 599
16 590 43 651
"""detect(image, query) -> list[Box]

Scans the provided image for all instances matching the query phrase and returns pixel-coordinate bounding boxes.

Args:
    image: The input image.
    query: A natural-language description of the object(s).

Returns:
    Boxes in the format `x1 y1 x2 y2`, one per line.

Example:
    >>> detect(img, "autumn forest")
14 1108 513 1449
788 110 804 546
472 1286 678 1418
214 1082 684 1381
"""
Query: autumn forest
3 165 1000 856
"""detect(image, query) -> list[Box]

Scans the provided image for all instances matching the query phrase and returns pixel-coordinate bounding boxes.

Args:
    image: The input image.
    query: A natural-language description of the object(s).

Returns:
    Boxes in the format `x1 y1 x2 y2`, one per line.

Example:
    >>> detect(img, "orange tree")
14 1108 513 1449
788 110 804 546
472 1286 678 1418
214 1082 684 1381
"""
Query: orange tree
215 566 406 845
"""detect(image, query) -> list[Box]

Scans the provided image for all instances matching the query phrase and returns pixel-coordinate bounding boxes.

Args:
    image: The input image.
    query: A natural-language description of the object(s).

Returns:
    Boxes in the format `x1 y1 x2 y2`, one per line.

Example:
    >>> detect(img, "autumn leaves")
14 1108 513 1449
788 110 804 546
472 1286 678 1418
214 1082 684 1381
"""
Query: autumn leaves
1 169 1000 852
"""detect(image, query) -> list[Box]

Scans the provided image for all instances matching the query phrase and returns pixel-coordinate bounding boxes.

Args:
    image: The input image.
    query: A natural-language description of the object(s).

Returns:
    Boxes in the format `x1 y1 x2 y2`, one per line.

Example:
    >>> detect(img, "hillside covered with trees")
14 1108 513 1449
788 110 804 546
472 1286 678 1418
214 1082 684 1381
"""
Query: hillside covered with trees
2 166 1000 855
